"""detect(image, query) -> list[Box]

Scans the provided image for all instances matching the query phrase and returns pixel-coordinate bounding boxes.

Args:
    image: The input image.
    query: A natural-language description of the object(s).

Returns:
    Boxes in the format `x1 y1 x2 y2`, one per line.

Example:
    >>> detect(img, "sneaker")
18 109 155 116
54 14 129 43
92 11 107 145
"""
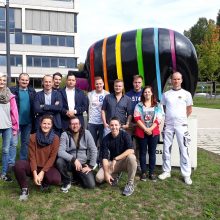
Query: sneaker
140 173 147 181
19 188 29 201
0 174 13 182
184 176 192 185
122 182 134 196
111 172 122 186
61 183 71 193
149 174 157 182
158 172 171 180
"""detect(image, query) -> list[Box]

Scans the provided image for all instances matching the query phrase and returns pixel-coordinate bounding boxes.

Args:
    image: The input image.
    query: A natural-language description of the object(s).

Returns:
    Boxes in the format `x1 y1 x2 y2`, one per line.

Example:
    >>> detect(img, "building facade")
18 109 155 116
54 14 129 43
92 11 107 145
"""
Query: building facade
0 0 79 87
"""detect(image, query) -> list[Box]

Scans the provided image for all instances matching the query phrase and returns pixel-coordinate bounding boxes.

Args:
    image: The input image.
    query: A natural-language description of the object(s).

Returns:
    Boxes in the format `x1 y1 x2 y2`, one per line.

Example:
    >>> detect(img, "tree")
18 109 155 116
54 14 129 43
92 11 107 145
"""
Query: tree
184 18 209 45
196 21 220 82
217 9 220 26
77 62 85 71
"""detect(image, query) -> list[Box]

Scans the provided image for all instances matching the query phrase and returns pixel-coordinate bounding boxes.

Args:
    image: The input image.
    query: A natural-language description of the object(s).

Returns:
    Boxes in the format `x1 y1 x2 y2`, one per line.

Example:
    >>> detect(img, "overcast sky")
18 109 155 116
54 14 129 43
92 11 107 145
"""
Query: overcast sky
78 0 220 62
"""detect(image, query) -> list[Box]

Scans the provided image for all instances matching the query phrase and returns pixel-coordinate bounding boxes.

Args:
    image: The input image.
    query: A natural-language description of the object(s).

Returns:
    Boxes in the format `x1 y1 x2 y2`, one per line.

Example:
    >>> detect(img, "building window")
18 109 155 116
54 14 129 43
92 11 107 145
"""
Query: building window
32 35 41 45
0 55 22 66
42 35 49 45
58 36 65 46
66 36 74 47
27 56 77 68
15 32 22 44
50 36 58 46
24 34 32 44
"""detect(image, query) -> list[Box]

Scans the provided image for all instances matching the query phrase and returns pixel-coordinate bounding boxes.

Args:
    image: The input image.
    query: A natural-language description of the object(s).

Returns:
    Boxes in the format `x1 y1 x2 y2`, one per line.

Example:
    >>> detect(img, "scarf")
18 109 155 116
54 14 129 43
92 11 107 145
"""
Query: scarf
36 128 55 147
0 87 11 104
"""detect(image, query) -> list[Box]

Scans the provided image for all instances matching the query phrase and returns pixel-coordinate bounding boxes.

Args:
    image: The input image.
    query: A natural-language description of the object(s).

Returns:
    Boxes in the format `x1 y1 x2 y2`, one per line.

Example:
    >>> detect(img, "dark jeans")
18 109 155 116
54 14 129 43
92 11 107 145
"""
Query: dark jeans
56 157 96 189
137 134 159 175
14 160 61 189
87 123 104 146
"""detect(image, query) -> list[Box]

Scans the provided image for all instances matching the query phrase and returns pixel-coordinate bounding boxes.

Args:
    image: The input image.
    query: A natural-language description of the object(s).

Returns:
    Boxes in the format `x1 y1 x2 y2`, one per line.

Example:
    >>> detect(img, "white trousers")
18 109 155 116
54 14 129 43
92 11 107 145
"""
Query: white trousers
162 123 191 177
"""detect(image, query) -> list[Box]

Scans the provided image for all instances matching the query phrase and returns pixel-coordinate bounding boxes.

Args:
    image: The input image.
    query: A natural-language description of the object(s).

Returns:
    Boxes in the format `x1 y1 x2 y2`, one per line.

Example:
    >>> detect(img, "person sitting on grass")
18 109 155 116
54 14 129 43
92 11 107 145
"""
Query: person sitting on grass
14 115 61 201
56 116 97 192
96 117 137 196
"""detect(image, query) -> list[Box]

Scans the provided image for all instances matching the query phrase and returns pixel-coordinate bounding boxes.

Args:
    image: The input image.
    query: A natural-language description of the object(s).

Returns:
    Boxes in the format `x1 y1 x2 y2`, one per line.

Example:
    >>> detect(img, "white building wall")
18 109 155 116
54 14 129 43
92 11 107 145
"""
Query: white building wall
0 0 79 79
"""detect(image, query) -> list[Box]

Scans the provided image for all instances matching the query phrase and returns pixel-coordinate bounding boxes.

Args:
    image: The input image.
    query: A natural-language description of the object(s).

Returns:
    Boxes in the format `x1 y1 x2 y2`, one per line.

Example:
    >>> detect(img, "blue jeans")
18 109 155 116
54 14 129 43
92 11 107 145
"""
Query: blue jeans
8 123 32 165
0 128 11 175
137 134 159 175
87 123 104 146
8 131 18 165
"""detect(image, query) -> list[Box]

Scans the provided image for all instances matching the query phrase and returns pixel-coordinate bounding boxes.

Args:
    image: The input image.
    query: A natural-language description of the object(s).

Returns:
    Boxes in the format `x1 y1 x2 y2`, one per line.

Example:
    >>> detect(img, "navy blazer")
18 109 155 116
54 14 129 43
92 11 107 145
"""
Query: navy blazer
34 90 63 130
60 88 88 130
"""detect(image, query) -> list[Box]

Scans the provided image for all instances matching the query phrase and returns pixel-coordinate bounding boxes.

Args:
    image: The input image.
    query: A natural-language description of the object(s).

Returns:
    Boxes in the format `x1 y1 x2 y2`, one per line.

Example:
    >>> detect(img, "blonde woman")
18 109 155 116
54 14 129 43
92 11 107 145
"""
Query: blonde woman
0 73 19 181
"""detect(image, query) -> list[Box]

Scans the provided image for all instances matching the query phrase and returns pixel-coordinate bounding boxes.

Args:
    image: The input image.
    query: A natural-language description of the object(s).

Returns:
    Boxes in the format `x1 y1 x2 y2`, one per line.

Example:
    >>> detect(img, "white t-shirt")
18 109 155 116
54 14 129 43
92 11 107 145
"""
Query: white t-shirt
161 89 193 125
88 90 109 124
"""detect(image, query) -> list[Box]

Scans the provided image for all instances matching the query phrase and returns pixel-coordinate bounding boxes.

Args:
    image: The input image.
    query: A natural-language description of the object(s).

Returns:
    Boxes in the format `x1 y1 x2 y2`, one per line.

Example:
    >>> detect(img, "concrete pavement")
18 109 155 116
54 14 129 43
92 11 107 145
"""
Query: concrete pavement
192 107 220 155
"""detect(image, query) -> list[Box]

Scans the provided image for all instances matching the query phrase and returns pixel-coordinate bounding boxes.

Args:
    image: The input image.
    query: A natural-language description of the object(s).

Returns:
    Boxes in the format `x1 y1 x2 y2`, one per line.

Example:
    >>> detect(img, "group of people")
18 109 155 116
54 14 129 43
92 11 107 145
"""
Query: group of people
0 70 193 201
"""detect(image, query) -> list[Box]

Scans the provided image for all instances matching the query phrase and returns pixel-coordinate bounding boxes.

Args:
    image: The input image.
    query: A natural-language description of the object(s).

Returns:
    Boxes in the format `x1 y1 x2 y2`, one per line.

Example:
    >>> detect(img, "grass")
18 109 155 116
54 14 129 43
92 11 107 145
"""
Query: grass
193 96 220 109
0 148 219 219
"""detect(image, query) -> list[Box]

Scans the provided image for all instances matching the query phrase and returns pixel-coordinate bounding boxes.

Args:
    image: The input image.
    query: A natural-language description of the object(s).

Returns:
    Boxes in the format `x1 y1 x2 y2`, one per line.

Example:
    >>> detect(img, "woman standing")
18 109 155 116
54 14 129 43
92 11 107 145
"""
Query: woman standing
0 73 19 181
134 86 163 182
14 115 61 201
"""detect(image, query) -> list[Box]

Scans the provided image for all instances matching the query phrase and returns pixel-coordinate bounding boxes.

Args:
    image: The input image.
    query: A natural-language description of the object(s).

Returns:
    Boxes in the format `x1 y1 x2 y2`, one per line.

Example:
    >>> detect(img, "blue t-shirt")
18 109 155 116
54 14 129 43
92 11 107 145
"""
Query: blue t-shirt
19 89 31 125
126 89 143 113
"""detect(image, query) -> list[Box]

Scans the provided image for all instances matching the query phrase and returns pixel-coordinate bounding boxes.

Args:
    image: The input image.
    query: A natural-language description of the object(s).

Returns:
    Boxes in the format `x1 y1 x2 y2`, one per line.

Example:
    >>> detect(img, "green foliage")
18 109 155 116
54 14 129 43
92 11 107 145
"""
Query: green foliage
193 96 220 109
184 11 220 82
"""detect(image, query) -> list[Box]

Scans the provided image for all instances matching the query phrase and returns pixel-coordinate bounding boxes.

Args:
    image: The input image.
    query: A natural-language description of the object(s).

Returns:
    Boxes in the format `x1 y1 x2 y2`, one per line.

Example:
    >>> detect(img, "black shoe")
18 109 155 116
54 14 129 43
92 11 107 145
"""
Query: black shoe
0 174 13 182
61 183 71 193
140 173 147 181
112 172 122 186
19 188 29 201
149 174 157 182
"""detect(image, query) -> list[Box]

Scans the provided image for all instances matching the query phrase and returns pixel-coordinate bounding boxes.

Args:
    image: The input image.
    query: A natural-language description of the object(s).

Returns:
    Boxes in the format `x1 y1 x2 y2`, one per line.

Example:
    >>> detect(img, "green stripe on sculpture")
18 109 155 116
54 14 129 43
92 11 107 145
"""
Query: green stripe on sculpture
136 29 145 85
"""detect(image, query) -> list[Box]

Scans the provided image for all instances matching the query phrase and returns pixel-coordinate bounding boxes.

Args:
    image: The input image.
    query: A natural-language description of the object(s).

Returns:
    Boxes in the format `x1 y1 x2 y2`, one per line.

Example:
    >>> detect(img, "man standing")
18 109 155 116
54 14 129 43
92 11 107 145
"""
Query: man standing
158 72 193 185
96 117 137 196
34 75 62 136
9 73 36 164
60 72 88 130
101 79 132 136
52 72 62 91
87 76 109 146
56 116 97 192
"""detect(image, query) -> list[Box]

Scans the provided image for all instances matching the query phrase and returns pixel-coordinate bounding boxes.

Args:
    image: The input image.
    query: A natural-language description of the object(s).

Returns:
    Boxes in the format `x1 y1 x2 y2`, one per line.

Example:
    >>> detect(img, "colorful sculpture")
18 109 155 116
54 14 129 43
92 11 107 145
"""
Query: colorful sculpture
82 28 198 100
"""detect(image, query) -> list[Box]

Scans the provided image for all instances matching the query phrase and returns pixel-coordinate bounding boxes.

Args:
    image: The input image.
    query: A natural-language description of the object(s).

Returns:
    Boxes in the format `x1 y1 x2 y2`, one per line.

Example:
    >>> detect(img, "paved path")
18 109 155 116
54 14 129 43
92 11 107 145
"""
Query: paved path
192 107 220 155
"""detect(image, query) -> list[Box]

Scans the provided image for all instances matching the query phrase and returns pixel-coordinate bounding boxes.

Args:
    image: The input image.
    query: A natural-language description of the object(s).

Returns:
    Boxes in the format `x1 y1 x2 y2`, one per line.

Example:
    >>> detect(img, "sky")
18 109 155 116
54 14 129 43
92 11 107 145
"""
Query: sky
78 0 220 63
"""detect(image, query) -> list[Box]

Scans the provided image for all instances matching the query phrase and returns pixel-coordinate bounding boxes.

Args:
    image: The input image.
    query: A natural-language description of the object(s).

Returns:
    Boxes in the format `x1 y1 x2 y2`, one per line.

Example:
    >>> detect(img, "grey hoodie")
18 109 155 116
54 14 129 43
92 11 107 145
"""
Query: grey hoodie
58 129 97 167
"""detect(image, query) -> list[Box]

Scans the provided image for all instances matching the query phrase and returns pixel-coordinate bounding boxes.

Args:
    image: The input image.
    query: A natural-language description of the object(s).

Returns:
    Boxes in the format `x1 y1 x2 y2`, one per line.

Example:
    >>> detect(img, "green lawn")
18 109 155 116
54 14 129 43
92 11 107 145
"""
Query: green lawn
0 148 219 219
193 96 220 109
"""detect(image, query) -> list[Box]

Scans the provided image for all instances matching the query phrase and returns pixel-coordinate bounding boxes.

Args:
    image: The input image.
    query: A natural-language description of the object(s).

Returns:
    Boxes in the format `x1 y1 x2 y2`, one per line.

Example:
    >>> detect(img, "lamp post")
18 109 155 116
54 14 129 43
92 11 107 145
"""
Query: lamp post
5 0 11 84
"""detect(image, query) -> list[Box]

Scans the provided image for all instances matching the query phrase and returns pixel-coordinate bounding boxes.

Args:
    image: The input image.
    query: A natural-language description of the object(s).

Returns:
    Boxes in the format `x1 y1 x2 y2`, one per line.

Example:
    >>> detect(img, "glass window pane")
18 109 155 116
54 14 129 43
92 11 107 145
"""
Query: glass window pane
10 56 15 66
50 36 57 46
67 57 75 68
9 8 14 21
0 55 6 66
59 58 65 67
9 21 15 30
32 35 41 45
0 32 5 43
16 56 22 66
66 36 73 47
58 36 65 46
24 34 32 44
10 33 15 44
33 56 41 67
42 57 50 67
0 21 5 30
27 56 32 66
0 8 5 21
51 57 58 67
42 35 49 45
15 33 22 44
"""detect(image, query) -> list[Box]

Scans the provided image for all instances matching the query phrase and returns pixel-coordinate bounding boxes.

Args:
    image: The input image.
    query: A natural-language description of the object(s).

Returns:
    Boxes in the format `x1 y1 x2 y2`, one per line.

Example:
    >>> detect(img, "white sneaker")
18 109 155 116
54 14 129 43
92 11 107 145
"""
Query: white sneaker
158 172 171 180
184 176 192 185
